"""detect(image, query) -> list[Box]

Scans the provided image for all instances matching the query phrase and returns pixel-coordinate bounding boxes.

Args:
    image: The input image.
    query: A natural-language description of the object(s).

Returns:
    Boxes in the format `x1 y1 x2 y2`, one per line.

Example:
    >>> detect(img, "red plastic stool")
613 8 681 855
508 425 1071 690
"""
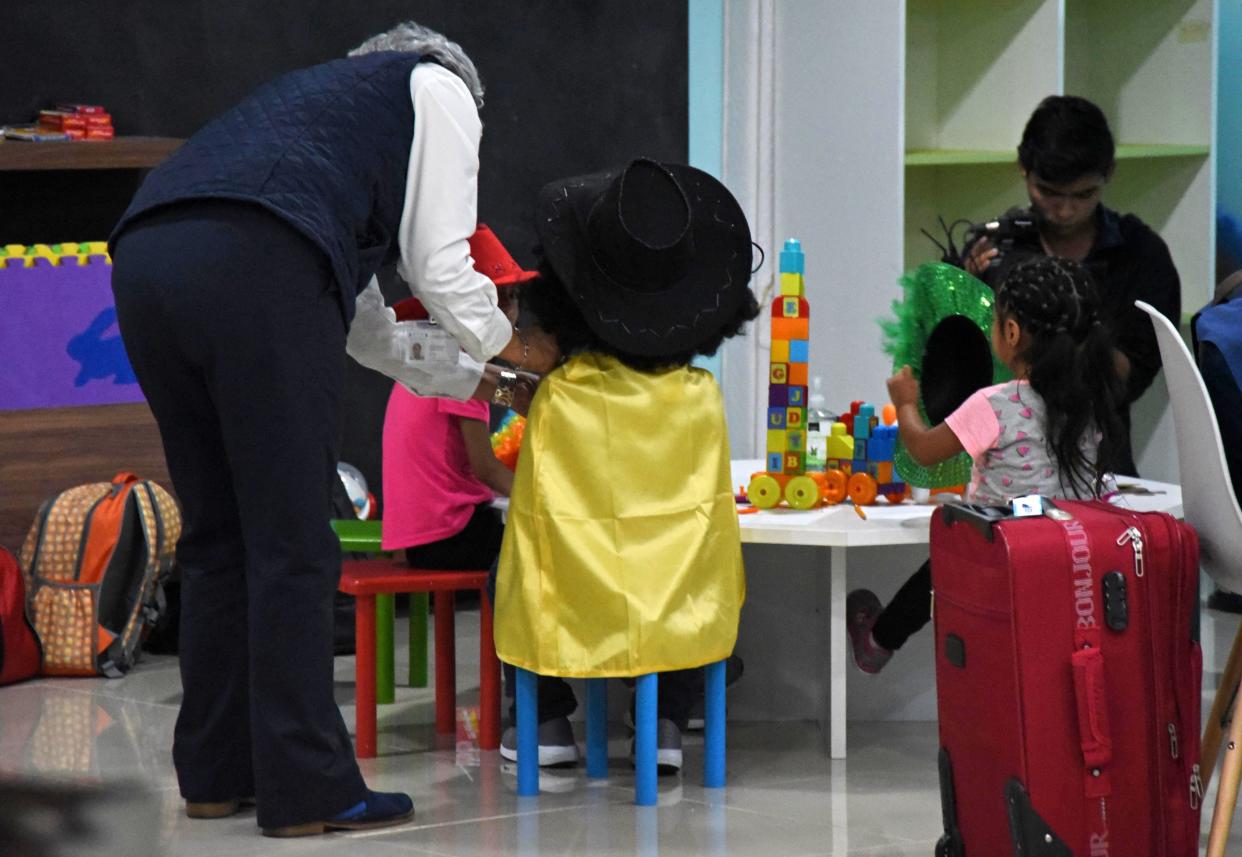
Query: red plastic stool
338 558 500 758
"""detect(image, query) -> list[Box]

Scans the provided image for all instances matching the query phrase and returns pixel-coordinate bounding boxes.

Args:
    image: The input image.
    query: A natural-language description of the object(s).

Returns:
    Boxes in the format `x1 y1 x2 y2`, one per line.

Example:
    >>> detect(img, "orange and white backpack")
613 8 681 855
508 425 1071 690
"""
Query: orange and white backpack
19 472 180 677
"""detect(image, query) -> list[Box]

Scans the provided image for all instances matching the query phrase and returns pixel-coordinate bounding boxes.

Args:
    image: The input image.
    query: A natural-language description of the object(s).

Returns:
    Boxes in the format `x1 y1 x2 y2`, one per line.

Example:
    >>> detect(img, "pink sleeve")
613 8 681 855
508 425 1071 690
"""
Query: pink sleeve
437 397 489 422
943 388 1001 459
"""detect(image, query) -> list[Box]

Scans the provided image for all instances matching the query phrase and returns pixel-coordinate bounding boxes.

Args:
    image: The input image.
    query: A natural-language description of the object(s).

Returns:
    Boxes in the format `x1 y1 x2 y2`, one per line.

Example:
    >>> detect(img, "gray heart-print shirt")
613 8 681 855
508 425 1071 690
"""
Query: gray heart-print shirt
944 379 1101 505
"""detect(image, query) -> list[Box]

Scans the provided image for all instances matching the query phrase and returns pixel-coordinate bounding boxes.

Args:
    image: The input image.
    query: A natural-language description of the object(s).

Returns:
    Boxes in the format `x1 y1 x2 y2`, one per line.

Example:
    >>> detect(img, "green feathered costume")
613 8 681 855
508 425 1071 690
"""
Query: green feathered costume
880 262 1012 488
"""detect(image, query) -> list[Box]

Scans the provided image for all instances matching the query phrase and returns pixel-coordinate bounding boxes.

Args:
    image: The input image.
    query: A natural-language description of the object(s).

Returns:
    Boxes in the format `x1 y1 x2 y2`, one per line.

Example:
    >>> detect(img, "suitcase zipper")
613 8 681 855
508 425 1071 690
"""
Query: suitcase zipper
1123 513 1203 826
1106 512 1170 846
1115 526 1144 577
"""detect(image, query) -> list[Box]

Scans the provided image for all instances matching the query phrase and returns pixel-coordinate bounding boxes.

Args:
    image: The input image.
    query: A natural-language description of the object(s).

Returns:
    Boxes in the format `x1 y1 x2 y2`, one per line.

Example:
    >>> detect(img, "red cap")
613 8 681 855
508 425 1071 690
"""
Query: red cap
393 224 534 321
468 224 538 288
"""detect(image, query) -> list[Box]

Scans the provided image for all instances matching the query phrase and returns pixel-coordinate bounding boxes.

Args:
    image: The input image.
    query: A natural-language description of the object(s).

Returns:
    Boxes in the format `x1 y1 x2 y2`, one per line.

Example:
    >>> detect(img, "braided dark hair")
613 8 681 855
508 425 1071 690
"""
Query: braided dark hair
995 256 1125 496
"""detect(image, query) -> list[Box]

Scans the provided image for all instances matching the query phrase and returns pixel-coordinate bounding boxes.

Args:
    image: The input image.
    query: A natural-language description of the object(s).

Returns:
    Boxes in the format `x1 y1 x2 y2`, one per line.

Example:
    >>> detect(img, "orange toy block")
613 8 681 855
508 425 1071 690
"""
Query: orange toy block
771 317 809 341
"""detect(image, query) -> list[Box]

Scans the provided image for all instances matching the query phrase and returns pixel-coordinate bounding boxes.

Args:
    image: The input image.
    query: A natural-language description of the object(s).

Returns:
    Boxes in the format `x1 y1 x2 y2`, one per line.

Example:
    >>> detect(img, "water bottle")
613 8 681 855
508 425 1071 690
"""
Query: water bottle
805 376 834 472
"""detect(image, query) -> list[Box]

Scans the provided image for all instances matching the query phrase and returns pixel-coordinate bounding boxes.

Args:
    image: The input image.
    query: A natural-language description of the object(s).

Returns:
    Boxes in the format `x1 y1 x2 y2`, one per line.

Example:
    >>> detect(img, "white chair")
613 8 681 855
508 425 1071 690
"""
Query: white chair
1136 300 1242 855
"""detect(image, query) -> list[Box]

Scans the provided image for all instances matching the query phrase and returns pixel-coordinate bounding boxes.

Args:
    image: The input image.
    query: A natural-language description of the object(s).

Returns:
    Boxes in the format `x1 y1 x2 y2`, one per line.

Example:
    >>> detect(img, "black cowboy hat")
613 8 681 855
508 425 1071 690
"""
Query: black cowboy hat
534 158 753 357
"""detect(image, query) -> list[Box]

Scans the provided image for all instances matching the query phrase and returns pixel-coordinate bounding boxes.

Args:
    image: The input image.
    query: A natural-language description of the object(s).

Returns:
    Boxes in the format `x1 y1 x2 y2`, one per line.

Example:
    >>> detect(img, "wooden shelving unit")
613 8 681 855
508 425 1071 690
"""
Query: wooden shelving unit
0 136 183 171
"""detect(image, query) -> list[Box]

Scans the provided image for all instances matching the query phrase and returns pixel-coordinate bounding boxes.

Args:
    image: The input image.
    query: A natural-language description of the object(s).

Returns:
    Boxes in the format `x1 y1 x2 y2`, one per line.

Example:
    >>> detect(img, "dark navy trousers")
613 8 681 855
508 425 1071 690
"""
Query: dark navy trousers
111 201 367 829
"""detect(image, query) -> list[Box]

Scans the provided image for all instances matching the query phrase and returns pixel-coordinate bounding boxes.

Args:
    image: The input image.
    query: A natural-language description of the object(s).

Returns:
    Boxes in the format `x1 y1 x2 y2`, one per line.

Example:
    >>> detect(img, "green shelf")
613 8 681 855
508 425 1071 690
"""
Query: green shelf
904 149 1013 166
904 143 1209 168
1114 144 1210 160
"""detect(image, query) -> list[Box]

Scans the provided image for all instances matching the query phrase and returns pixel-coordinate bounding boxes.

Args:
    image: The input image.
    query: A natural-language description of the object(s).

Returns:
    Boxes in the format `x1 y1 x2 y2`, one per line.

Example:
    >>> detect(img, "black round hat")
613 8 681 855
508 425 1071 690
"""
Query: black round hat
534 158 753 357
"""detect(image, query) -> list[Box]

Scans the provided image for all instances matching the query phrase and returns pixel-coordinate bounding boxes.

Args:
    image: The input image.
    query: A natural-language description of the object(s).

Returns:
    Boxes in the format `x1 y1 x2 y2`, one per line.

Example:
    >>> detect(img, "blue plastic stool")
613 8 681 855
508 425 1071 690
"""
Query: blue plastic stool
514 659 728 804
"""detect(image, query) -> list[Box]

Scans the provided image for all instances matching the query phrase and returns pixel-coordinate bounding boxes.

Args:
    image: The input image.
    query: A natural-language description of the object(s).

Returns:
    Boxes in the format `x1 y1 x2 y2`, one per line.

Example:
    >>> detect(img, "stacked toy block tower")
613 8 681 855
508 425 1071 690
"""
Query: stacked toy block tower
766 239 811 475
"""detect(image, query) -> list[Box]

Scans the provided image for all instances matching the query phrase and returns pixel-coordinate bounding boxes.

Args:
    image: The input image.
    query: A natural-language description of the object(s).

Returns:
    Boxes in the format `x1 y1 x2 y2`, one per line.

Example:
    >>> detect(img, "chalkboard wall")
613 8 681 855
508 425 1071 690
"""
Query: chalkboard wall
1 1 688 511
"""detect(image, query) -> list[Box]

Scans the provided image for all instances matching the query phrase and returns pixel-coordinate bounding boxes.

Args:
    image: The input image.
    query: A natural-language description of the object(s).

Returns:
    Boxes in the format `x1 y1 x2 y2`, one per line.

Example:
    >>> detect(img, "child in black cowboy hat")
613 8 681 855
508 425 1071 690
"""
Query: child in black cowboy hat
493 158 759 773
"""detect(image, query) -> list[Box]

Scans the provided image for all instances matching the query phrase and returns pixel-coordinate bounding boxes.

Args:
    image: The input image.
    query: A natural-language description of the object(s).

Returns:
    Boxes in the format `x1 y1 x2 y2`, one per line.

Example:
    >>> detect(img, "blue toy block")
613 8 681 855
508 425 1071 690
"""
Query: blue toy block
779 238 804 274
769 385 788 407
767 452 784 472
858 404 875 423
789 339 809 363
787 385 807 407
855 419 871 440
854 438 868 460
768 407 787 429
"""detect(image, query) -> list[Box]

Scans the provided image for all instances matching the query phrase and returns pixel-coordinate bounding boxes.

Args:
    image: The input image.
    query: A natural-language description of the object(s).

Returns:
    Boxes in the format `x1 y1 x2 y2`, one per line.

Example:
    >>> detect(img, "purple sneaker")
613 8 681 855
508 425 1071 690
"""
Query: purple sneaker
846 589 892 674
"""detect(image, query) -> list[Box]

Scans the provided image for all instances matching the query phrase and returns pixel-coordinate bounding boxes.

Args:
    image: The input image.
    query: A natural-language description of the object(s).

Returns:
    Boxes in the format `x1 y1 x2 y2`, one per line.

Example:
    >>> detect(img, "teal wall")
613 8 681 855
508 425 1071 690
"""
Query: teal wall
1219 1 1242 279
690 0 726 376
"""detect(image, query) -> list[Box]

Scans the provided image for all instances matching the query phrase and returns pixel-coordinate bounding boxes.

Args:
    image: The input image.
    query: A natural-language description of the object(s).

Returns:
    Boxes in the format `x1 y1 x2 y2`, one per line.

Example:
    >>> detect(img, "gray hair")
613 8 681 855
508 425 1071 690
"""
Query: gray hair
350 21 484 109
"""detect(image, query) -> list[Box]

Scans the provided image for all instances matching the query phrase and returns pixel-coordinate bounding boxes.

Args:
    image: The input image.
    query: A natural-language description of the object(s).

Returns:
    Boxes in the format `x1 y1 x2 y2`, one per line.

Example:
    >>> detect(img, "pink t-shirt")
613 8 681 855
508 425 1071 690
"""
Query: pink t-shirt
381 384 494 551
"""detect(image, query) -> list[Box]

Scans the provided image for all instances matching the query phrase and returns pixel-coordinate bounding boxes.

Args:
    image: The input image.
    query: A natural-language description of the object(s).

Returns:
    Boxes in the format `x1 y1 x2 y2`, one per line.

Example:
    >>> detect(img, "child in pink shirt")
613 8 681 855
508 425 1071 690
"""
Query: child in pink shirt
380 224 535 566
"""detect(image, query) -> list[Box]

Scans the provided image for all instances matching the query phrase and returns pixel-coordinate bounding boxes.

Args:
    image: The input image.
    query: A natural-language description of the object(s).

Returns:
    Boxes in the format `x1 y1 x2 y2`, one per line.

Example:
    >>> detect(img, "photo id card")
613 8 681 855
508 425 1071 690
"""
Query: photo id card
399 320 461 367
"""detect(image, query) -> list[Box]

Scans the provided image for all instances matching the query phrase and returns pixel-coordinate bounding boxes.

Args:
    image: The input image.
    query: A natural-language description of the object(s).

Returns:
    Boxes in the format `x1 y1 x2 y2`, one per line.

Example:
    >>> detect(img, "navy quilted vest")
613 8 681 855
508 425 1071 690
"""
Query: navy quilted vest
112 52 424 321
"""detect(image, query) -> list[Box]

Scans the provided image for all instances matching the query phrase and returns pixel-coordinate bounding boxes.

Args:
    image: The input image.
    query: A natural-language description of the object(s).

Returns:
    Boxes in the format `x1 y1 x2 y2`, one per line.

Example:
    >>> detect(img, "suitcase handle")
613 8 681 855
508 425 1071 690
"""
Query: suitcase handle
939 502 1008 542
1071 644 1113 776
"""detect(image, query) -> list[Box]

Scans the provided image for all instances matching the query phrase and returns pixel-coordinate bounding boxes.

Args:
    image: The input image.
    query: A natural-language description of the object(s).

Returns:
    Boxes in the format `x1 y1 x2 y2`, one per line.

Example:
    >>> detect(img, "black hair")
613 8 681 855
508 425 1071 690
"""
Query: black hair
520 258 759 373
1017 95 1115 184
995 256 1125 498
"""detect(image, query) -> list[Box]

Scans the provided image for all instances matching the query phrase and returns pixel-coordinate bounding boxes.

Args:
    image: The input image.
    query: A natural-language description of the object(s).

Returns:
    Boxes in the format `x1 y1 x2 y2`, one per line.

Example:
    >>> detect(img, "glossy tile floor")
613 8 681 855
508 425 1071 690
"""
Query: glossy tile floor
1 606 1238 856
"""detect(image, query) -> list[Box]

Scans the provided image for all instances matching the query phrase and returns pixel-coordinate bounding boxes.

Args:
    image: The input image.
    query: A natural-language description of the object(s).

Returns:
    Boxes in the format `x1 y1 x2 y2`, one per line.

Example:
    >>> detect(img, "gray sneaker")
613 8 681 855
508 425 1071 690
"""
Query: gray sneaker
499 716 580 767
629 718 683 775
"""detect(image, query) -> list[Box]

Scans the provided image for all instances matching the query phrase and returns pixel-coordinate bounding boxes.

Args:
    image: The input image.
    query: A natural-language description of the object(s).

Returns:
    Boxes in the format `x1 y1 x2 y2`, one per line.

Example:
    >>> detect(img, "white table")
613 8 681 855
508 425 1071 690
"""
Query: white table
730 459 1184 759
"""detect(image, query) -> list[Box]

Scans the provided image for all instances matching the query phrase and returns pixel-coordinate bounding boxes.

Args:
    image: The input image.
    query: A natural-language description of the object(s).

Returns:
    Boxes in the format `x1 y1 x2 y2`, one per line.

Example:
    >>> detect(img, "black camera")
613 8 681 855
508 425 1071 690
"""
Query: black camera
963 204 1043 262
969 207 1037 250
923 207 1039 272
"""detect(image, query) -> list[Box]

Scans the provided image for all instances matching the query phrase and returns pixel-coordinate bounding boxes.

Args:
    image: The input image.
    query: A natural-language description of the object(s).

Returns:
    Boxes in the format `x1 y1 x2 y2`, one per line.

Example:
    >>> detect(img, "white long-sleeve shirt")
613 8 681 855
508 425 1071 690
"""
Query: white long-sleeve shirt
346 63 512 400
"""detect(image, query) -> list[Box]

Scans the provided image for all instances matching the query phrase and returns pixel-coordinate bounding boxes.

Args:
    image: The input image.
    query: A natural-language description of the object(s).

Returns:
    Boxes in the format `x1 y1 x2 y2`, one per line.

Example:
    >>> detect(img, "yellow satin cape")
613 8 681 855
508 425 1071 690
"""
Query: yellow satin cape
495 353 745 678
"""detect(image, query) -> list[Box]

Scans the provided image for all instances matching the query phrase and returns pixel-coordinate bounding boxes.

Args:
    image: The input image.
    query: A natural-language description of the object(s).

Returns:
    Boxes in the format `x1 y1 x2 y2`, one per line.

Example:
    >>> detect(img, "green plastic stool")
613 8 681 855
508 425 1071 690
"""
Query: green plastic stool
332 519 429 703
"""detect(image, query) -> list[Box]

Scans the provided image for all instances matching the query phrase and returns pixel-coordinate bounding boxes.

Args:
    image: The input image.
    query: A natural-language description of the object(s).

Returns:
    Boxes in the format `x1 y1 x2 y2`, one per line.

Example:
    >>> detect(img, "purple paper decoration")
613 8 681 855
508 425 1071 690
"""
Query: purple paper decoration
0 253 145 411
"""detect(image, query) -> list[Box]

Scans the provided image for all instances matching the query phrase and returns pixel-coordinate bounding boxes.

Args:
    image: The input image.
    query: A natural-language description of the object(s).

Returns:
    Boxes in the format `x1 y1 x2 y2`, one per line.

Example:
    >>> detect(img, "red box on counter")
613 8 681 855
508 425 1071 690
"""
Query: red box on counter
84 127 115 141
38 110 87 132
55 103 107 115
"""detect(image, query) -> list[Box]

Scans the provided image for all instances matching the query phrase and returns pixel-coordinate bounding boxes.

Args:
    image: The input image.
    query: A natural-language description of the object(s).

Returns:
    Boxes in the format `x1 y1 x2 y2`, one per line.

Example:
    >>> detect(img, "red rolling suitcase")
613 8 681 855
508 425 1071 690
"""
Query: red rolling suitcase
931 500 1202 857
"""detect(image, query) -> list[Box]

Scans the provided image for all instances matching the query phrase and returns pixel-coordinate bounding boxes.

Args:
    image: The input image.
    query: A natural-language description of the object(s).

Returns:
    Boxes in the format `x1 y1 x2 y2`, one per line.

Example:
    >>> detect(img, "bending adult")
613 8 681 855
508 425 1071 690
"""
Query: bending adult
109 22 557 837
962 95 1180 476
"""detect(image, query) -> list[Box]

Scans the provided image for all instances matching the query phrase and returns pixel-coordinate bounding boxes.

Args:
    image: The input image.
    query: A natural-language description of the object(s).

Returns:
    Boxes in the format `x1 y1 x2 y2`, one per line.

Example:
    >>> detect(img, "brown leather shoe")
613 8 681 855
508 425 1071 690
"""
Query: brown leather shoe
185 796 255 819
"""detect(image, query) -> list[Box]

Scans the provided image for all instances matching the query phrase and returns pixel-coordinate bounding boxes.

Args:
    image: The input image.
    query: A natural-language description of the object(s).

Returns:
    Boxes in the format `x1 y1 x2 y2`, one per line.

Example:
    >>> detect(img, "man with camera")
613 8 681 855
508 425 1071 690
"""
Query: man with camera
963 95 1180 477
